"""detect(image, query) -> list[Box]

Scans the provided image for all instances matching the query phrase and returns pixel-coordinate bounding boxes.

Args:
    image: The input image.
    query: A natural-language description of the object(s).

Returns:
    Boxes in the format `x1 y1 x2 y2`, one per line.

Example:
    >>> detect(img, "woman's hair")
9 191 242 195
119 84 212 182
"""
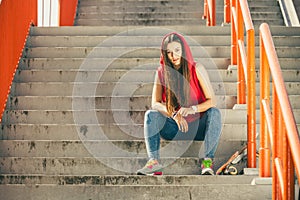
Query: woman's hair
161 33 191 115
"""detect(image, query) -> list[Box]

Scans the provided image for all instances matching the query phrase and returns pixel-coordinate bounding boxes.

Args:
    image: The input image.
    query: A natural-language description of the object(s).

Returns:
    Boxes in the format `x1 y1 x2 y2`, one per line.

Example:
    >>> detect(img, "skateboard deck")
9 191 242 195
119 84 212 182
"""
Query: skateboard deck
216 146 247 175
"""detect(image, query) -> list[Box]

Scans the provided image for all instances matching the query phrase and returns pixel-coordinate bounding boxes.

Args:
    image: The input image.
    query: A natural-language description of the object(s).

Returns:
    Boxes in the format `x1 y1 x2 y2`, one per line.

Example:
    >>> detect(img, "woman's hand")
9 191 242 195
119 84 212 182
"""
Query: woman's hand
177 107 196 117
173 113 189 133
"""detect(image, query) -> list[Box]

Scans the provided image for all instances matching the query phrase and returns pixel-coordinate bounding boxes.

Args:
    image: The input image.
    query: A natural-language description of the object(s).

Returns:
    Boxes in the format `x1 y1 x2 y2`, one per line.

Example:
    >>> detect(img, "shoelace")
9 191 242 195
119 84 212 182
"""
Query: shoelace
202 159 213 168
146 159 158 167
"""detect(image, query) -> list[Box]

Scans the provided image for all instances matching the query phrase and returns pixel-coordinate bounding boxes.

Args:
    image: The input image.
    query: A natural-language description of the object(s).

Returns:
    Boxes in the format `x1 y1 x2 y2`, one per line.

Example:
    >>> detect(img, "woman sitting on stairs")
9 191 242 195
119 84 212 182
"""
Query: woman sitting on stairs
137 32 222 175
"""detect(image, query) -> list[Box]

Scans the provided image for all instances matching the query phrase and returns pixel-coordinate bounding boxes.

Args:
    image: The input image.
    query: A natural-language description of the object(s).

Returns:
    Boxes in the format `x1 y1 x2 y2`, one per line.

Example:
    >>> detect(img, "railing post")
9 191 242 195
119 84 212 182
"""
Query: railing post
247 29 256 168
231 0 237 65
273 88 282 199
259 30 271 177
211 0 216 26
203 0 208 19
287 144 295 199
205 0 216 26
224 0 231 23
282 125 289 200
236 0 246 104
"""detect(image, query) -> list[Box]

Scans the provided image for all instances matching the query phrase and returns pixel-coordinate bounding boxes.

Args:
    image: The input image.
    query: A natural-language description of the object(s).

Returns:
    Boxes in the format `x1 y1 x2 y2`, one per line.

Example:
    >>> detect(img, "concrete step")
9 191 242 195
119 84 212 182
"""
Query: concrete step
18 57 300 70
0 174 257 185
75 14 239 27
5 95 300 111
27 35 300 47
272 36 300 46
77 0 276 7
83 0 269 2
2 109 300 125
10 82 300 96
29 25 300 37
0 157 246 175
27 35 232 47
0 181 272 200
246 1 279 7
5 123 299 142
24 46 300 58
77 5 206 13
1 109 249 124
250 19 284 26
78 0 202 7
24 46 231 58
250 12 282 19
74 18 203 26
30 25 231 36
0 123 248 141
76 11 281 22
6 95 238 110
76 11 282 21
74 18 284 26
0 140 245 158
19 57 231 70
13 69 300 83
250 6 281 12
13 69 234 83
76 12 203 19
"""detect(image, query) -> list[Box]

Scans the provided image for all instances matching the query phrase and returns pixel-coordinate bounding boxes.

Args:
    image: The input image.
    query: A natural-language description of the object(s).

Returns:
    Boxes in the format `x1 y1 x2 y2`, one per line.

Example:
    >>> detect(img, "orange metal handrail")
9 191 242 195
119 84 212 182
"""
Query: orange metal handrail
202 0 216 26
0 0 78 122
0 0 37 123
230 0 256 168
260 22 299 200
60 0 78 26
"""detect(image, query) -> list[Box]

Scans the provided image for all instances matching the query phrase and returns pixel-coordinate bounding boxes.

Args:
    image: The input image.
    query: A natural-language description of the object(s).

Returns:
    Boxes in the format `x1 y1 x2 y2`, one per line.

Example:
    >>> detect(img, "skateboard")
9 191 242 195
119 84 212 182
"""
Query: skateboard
216 146 248 175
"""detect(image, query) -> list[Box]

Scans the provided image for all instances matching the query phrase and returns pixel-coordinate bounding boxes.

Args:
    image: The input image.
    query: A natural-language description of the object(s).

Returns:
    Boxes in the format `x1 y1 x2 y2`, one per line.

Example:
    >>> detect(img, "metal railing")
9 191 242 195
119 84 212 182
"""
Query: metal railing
223 0 299 198
202 0 216 26
0 0 78 122
60 0 78 26
0 0 37 123
230 0 256 168
278 0 300 26
260 23 300 200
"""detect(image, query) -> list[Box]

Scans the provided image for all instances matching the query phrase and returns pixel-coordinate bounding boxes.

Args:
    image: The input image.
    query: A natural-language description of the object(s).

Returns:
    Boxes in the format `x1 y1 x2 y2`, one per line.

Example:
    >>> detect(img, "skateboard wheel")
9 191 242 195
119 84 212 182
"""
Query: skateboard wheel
228 166 238 175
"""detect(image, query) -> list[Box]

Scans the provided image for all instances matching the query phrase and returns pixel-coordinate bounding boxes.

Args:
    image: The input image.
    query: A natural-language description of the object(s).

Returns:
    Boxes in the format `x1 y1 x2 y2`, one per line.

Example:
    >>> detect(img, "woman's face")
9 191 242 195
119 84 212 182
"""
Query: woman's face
166 41 182 68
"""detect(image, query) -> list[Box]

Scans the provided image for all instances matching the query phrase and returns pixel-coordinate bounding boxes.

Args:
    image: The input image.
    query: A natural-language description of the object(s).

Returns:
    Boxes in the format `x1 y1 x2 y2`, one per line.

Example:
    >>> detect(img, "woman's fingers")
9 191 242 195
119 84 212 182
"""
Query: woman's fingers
178 107 195 117
181 119 188 132
174 113 189 132
177 118 188 132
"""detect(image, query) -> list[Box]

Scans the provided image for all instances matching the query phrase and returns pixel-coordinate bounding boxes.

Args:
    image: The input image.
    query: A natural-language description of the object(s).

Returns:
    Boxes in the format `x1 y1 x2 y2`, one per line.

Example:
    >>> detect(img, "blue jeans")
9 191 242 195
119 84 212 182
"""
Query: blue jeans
144 107 222 160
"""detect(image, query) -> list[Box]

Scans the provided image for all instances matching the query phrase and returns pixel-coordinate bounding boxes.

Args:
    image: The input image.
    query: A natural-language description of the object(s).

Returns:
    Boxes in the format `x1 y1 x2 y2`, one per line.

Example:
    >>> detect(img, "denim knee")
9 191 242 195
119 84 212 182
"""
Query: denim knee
207 107 221 121
144 110 162 124
144 110 166 135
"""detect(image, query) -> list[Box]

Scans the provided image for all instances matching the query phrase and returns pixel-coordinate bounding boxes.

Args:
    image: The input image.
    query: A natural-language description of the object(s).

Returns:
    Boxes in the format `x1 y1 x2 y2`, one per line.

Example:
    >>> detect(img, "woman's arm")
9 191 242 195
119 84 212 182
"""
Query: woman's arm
152 71 189 132
151 72 170 117
178 63 217 117
193 63 217 112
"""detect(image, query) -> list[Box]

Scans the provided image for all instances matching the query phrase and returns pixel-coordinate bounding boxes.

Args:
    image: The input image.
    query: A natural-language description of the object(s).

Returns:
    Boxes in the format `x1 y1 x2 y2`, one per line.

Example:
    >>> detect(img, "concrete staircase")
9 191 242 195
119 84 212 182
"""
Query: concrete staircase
75 0 284 26
0 0 299 199
75 0 213 26
249 0 284 26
